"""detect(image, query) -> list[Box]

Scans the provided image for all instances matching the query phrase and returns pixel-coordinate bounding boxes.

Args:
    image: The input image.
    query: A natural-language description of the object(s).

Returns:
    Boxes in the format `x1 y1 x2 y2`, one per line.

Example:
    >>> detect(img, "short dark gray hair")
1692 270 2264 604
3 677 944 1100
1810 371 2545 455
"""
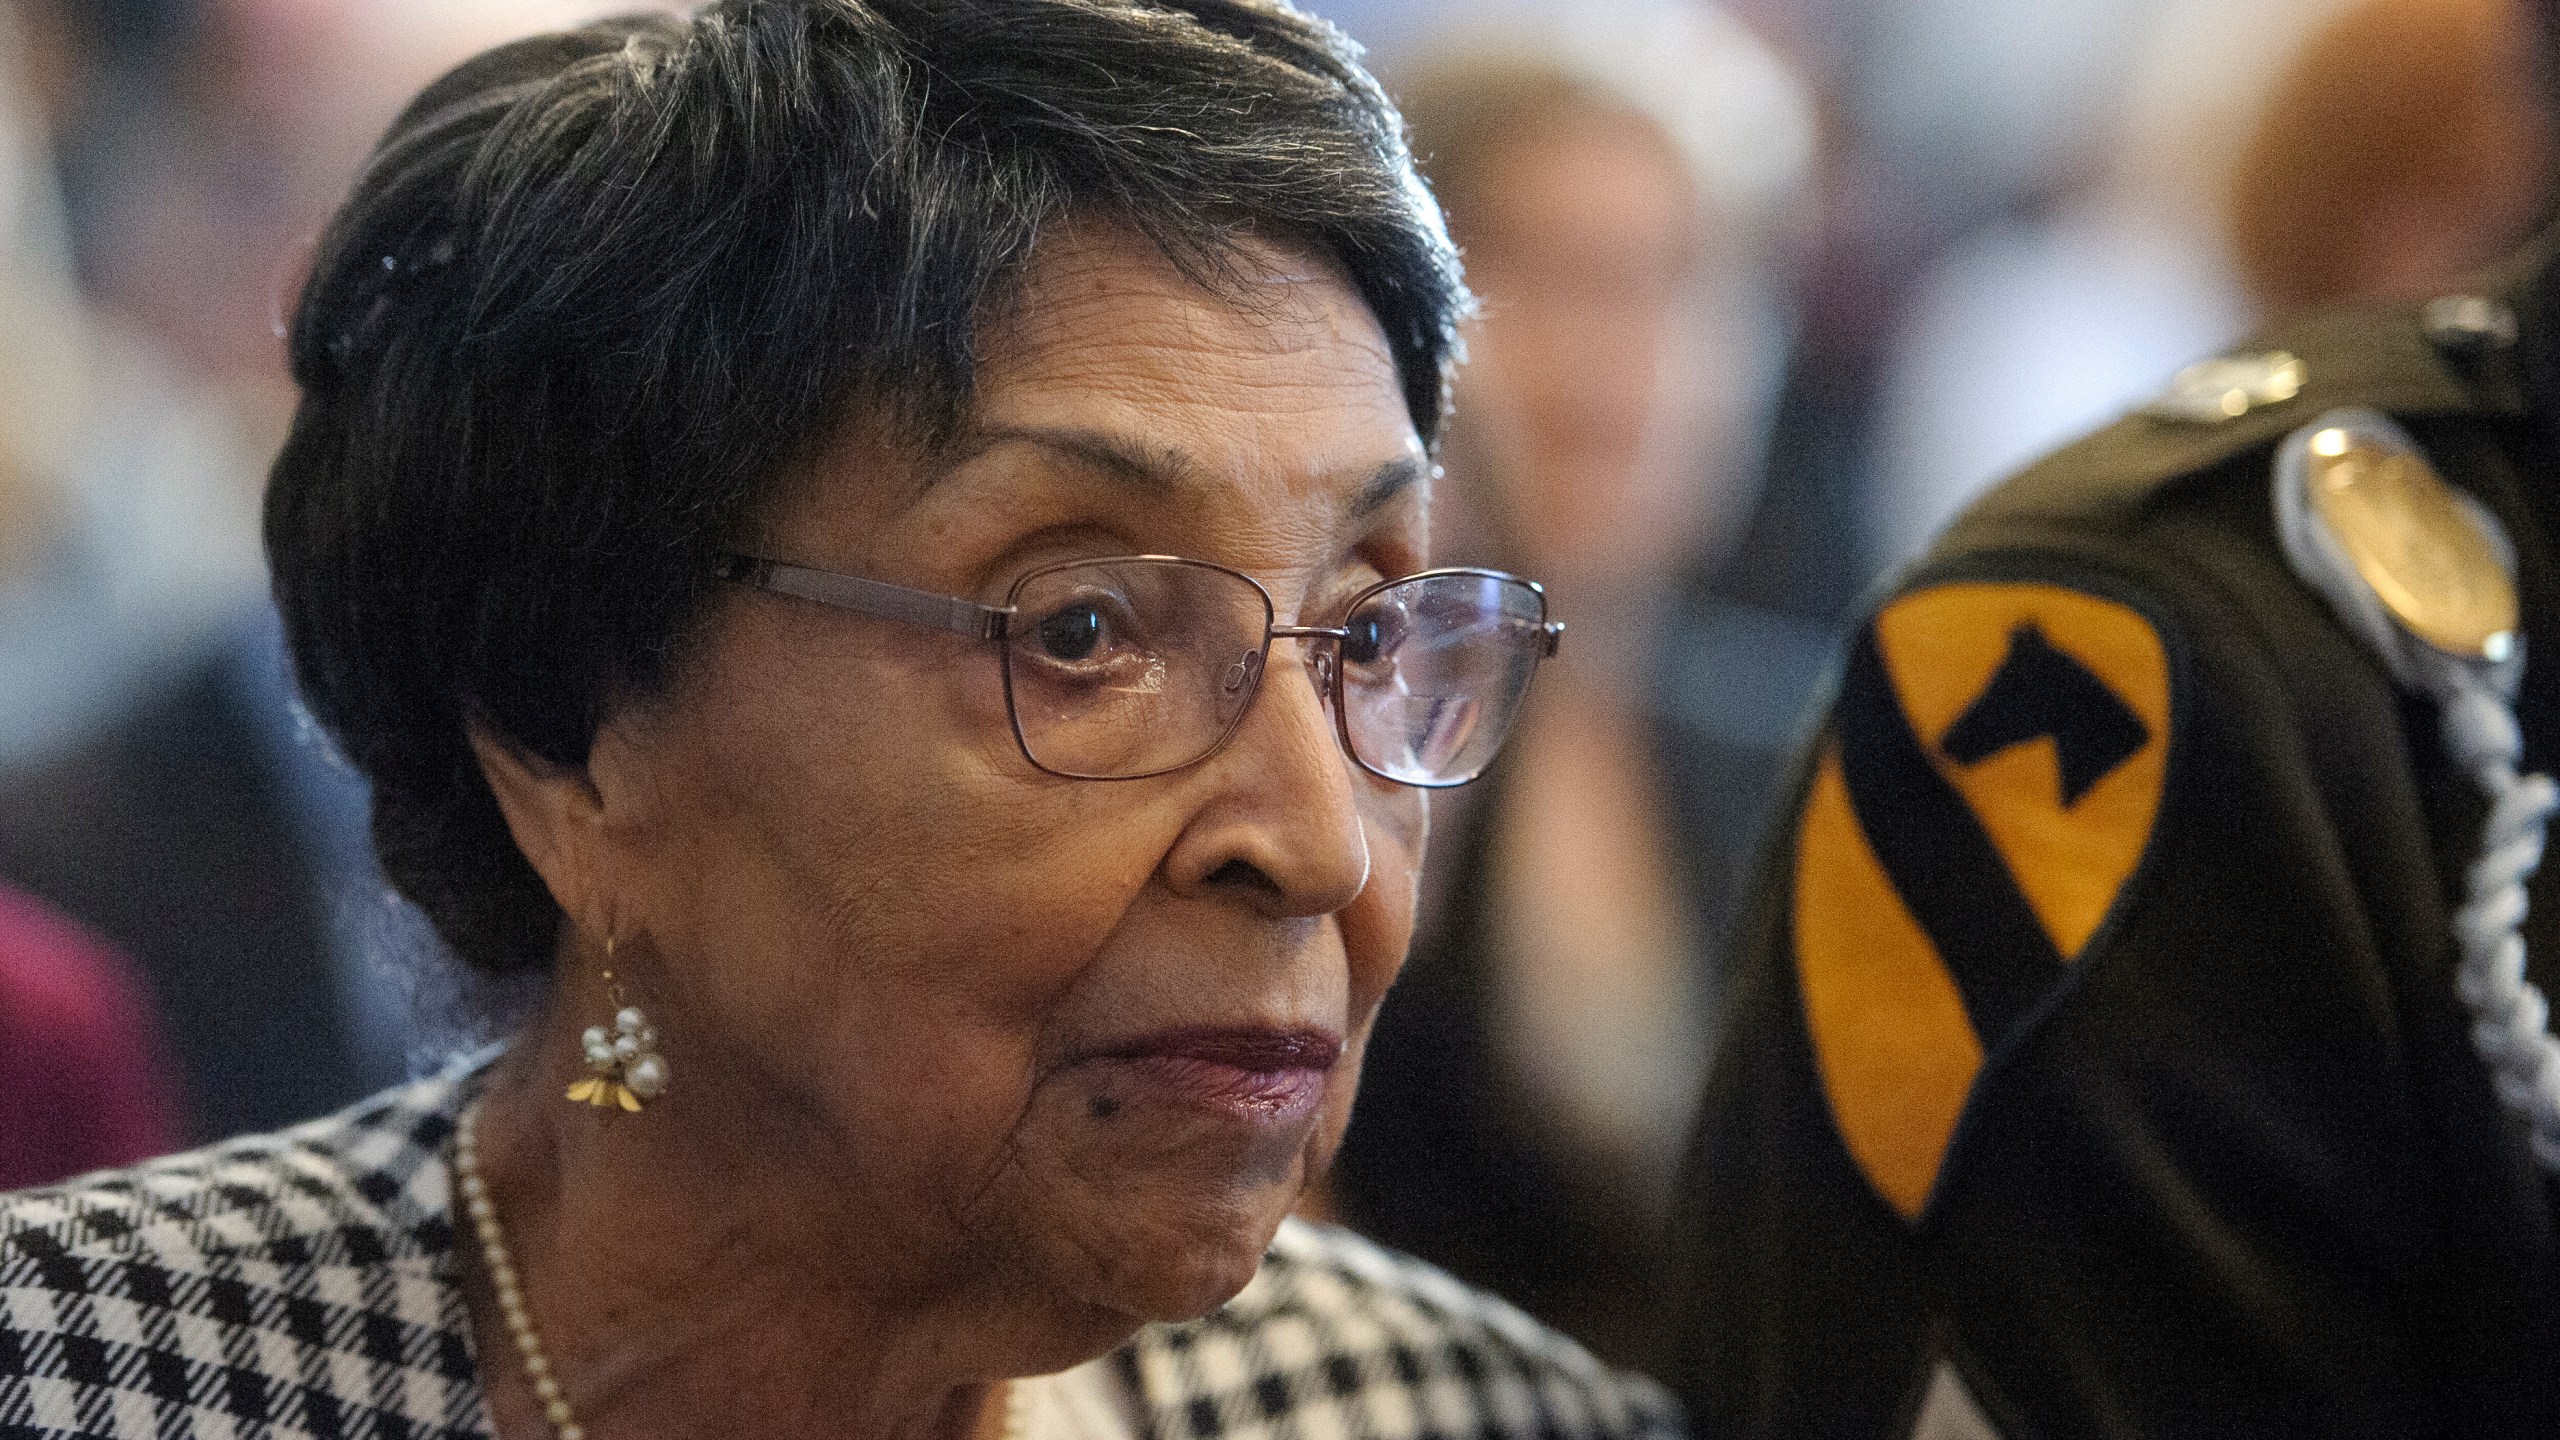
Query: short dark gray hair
265 0 1467 977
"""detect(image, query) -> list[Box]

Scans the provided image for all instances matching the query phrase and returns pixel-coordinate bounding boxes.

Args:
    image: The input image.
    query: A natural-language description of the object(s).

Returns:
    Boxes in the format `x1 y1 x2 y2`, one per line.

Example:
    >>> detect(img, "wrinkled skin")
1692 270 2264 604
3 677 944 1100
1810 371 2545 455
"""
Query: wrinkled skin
465 222 1431 1440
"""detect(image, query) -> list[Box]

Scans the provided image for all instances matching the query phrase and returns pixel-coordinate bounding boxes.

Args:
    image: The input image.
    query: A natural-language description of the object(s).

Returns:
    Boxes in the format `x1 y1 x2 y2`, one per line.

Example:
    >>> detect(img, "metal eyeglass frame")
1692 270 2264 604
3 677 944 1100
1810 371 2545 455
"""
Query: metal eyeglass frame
715 552 1564 787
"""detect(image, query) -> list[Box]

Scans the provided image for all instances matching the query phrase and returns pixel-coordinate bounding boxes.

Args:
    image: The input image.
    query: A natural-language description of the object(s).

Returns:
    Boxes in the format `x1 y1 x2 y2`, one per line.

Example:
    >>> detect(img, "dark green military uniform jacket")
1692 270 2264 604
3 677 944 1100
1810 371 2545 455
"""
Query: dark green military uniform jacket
1674 241 2560 1439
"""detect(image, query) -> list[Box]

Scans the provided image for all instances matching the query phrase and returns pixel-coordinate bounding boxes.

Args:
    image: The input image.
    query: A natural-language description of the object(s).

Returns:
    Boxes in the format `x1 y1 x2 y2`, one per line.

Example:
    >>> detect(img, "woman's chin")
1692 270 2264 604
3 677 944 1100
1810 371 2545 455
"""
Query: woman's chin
1129 1234 1278 1321
996 1070 1319 1322
1065 1198 1288 1322
989 1176 1293 1325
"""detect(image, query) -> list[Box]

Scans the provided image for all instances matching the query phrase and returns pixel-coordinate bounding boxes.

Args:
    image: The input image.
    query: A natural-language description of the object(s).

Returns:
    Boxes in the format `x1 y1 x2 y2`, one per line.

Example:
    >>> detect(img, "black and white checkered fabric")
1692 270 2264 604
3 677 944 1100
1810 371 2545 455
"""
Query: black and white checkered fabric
1122 1222 1683 1440
0 1062 486 1439
3 1062 1683 1440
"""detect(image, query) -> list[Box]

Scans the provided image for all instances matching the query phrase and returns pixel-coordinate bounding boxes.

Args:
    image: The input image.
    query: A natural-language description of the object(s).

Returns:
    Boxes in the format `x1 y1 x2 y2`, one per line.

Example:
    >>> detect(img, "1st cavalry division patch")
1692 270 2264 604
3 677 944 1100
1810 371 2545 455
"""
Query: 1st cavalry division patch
1794 583 2173 1219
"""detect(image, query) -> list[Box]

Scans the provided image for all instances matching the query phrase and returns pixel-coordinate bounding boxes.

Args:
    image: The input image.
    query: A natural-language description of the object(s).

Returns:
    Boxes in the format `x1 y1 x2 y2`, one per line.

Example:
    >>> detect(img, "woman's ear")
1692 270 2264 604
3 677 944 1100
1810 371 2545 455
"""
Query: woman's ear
468 726 614 934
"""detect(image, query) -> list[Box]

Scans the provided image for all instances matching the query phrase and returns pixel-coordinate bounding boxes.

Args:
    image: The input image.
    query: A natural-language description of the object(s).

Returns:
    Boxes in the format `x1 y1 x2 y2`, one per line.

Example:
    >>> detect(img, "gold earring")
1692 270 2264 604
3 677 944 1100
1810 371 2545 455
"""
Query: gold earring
565 936 669 1112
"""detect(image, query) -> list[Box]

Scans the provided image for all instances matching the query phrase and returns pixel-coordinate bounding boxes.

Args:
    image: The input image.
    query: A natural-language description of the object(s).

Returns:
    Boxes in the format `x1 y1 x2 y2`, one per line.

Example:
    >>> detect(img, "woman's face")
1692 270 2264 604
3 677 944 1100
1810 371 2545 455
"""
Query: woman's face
583 224 1429 1343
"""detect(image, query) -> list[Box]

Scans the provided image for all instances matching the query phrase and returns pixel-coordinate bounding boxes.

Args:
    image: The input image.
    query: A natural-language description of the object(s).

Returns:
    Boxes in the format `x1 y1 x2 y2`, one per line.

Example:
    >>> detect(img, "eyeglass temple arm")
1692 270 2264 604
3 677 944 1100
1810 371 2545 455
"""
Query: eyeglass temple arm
719 555 1011 641
1277 610 1564 660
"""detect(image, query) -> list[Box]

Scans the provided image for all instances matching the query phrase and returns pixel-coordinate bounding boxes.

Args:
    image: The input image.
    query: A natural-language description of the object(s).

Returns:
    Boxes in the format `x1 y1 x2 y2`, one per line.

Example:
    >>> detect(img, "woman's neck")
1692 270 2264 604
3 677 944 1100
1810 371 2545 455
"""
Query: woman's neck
455 1018 1074 1440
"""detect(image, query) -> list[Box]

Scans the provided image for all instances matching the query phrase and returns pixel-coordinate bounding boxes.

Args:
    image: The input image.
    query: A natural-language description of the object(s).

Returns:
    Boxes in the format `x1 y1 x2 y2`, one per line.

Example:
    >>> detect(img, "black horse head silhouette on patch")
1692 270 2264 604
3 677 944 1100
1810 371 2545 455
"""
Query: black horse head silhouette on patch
1938 623 2150 807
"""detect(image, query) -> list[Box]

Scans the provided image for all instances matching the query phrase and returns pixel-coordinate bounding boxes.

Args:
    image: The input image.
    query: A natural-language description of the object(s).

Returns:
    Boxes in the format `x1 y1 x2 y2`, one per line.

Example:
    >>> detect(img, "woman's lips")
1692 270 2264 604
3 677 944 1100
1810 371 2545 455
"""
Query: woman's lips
1092 1027 1343 1122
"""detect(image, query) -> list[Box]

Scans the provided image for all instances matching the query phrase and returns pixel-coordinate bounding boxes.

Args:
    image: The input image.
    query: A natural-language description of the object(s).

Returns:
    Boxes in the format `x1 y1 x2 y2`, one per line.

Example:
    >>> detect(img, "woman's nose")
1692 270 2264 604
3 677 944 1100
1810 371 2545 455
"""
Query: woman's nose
1160 636 1369 917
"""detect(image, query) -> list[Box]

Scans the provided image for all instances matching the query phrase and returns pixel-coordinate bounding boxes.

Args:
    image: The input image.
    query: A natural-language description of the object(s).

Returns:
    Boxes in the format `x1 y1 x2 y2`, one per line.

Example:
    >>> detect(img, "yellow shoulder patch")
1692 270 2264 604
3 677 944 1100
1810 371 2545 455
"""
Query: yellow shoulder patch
1876 584 2172 956
1795 581 2172 1219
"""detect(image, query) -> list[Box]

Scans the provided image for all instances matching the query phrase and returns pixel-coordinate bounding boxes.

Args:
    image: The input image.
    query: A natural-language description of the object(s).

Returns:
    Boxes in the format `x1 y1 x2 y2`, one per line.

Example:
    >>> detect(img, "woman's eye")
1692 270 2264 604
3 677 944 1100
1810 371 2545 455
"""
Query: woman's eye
1034 605 1106 662
1341 613 1385 665
1341 602 1406 666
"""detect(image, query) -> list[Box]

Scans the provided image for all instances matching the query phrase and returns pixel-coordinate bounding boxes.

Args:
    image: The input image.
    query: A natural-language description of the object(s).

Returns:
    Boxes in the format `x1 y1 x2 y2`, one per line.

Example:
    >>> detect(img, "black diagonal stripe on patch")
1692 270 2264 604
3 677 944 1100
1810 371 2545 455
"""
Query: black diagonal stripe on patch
1834 626 2064 1045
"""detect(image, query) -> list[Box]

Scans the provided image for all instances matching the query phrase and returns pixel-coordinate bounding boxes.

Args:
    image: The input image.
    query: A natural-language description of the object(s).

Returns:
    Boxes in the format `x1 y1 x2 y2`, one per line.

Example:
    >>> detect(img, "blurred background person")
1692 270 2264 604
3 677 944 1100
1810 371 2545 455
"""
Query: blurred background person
0 13 186 1176
1326 0 1826 1366
0 0 663 1144
0 0 265 770
0 880 180 1190
1863 0 2552 569
2225 0 2552 317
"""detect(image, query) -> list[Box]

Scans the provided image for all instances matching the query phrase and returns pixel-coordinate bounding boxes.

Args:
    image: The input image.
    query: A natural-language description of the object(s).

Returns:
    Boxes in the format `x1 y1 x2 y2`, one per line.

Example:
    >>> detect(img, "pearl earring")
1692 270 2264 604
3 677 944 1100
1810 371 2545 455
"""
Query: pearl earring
564 937 669 1112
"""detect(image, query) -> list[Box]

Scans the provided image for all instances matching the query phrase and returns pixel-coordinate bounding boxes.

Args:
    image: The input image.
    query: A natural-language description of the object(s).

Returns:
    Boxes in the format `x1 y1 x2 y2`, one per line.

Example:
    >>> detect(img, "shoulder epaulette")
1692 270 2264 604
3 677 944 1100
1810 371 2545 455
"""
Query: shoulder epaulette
1951 294 2526 544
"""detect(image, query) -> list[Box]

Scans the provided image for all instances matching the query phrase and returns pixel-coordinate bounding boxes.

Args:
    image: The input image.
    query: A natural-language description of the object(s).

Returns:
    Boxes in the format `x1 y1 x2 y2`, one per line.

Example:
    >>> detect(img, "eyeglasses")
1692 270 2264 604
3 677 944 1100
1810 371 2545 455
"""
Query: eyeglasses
717 553 1563 787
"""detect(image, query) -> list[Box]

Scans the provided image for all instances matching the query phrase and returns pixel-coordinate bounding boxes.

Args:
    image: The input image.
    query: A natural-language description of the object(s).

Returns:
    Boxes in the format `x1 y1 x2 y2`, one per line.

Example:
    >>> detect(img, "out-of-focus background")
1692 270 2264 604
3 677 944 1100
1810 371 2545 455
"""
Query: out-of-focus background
0 0 2546 1367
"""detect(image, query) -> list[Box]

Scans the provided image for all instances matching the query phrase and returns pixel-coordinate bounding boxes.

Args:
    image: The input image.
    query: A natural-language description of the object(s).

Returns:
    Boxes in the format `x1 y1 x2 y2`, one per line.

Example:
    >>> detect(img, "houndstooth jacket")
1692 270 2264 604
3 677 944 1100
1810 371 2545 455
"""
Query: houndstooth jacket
0 1061 1686 1439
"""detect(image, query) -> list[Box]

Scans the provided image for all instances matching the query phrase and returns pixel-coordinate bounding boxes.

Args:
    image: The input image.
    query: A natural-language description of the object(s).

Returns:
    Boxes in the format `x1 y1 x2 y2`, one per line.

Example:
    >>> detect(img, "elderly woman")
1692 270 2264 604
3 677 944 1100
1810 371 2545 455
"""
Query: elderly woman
0 3 1679 1438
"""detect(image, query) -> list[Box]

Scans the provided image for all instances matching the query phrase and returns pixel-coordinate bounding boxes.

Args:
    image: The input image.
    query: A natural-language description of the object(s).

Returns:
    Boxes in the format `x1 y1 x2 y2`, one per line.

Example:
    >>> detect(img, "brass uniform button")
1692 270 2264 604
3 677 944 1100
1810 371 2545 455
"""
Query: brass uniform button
2141 350 2308 424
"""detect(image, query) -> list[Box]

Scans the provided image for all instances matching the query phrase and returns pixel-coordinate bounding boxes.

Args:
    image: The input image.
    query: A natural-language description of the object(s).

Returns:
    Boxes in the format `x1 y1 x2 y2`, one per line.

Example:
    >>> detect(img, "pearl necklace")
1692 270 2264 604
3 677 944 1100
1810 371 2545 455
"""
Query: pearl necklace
452 1099 1027 1440
456 1100 589 1440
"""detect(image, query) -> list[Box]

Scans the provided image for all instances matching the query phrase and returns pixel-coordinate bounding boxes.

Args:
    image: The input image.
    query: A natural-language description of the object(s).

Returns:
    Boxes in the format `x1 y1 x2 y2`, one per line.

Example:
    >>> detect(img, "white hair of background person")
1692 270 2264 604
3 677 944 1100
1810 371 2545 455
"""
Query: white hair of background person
1381 0 1818 280
1387 0 1819 588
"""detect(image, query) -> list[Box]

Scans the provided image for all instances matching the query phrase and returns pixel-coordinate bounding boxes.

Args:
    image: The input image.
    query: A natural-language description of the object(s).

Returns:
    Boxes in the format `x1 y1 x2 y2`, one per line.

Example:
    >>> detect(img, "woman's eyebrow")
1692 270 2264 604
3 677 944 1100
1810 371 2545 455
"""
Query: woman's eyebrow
948 425 1427 520
950 425 1196 494
1352 455 1428 520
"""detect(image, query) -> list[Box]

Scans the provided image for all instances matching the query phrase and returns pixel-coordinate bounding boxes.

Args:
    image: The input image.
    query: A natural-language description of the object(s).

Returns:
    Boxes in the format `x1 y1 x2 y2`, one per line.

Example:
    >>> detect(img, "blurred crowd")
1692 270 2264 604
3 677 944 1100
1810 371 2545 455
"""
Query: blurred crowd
0 0 2548 1371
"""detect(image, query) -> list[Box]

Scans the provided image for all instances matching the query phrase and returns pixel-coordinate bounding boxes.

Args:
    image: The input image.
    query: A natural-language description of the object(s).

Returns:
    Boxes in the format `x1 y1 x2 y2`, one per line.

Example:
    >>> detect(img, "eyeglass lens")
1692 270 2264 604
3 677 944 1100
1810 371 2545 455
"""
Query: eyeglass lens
1337 571 1547 786
1002 559 1272 781
999 558 1548 785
